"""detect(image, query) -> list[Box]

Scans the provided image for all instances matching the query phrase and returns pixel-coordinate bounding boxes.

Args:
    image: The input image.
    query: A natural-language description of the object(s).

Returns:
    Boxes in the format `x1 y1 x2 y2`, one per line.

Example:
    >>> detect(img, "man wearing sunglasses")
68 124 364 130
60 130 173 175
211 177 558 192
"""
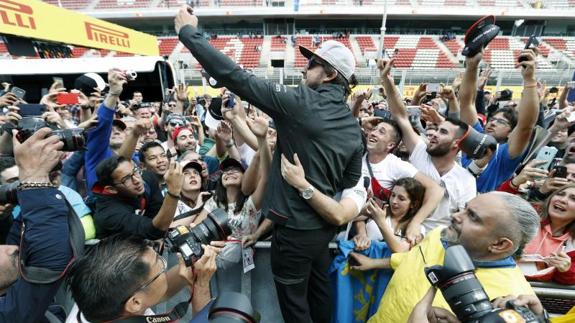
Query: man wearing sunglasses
66 234 221 322
175 7 363 323
91 155 183 240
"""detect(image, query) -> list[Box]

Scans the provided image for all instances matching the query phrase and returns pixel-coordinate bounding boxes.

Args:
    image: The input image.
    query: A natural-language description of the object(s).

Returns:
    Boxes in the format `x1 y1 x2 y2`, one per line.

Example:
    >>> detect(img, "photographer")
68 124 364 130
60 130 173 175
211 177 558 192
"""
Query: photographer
66 235 221 322
407 288 551 323
0 128 73 322
352 192 539 323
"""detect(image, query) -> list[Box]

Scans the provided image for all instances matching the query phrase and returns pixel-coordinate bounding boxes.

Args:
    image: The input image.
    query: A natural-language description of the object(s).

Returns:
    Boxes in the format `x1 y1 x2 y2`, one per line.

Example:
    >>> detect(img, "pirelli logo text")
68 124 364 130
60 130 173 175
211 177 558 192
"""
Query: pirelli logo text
0 0 36 30
85 22 130 48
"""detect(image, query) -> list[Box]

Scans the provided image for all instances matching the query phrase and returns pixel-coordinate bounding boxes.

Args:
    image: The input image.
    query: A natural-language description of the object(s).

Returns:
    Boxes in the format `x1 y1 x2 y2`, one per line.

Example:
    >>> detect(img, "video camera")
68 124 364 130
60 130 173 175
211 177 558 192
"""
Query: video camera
165 208 232 266
424 245 546 323
1 116 85 152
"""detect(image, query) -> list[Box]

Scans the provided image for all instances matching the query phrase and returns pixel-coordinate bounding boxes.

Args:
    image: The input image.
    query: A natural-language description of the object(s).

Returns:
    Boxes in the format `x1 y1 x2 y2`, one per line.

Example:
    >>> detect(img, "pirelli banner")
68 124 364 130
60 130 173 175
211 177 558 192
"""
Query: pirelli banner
0 0 159 56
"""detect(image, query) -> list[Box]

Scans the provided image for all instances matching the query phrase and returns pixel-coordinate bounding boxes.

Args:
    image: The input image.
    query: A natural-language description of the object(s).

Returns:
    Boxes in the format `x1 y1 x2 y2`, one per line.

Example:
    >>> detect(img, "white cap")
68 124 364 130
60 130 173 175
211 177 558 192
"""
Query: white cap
299 40 356 83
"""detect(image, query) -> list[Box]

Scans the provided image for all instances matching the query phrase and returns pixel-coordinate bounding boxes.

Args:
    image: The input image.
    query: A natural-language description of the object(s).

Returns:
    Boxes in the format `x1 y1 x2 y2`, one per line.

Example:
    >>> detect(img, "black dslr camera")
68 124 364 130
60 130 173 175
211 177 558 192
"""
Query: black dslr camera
166 208 231 266
1 117 85 152
425 245 546 323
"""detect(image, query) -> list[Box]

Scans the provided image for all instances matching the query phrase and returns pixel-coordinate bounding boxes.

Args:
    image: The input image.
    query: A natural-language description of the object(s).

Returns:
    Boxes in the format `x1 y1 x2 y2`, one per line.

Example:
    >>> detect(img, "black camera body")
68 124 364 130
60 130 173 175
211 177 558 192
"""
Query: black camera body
424 245 545 323
166 208 231 266
2 117 85 151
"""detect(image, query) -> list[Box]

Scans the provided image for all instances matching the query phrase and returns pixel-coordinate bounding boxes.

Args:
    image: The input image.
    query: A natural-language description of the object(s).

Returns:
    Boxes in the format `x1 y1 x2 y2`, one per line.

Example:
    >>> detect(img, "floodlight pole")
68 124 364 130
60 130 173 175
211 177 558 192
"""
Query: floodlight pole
377 0 388 59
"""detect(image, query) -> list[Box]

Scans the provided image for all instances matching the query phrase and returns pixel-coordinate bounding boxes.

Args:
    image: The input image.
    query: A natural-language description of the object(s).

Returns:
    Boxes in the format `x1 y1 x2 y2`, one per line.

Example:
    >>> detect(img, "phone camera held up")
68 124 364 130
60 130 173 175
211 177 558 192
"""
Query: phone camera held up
425 245 544 323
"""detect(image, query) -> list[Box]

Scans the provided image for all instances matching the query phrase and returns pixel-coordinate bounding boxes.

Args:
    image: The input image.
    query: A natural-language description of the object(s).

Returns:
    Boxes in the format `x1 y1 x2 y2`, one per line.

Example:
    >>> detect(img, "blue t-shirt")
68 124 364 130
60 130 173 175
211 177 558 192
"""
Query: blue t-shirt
462 122 527 193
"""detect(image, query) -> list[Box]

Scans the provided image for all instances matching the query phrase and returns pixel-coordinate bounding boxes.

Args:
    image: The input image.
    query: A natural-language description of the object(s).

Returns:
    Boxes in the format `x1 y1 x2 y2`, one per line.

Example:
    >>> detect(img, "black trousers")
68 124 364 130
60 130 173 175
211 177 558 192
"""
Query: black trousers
270 225 335 323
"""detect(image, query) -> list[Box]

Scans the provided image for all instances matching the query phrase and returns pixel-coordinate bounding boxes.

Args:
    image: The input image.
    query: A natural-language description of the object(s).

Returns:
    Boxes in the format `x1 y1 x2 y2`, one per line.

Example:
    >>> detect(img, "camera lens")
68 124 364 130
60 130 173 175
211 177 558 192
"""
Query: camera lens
167 208 231 266
52 129 86 151
209 292 260 323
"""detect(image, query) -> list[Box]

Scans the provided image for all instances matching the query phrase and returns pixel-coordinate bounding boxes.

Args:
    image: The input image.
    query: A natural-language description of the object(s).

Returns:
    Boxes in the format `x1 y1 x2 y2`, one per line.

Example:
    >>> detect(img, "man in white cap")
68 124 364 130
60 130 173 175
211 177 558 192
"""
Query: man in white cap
176 7 363 323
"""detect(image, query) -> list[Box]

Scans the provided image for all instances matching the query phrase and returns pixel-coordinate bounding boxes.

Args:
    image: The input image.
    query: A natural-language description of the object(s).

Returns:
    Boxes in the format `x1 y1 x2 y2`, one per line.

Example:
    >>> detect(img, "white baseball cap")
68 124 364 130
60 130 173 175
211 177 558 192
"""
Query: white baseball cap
299 40 356 83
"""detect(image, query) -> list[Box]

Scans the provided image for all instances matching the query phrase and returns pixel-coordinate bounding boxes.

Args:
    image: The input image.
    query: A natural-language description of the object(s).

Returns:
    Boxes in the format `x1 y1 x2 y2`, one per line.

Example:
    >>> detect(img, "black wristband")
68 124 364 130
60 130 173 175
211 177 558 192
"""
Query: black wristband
166 191 180 199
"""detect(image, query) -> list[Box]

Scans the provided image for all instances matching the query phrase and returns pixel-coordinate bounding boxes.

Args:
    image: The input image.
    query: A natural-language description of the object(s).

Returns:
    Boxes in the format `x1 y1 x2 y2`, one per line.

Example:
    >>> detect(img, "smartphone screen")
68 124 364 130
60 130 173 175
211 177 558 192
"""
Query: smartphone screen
56 92 79 105
18 104 47 117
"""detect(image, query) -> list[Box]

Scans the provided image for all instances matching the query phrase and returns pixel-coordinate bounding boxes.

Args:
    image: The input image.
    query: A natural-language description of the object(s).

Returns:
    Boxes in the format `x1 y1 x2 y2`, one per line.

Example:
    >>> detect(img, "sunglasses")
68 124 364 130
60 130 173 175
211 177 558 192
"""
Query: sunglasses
306 56 326 69
169 122 185 127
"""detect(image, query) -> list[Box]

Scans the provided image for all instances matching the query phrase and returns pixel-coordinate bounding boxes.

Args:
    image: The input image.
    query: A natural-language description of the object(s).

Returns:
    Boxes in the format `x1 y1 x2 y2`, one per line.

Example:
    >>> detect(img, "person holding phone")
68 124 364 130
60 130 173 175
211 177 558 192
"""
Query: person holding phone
520 184 575 285
363 177 427 253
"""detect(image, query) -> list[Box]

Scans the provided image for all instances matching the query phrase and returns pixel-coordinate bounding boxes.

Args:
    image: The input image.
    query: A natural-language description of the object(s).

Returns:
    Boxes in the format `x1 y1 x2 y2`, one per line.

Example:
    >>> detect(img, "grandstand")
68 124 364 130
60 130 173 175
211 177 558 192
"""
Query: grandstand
0 0 571 85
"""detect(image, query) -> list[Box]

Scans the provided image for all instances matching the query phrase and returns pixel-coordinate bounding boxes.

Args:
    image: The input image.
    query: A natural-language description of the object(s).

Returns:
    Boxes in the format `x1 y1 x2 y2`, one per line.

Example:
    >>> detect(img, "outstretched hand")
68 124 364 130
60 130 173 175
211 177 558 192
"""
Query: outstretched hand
175 5 198 34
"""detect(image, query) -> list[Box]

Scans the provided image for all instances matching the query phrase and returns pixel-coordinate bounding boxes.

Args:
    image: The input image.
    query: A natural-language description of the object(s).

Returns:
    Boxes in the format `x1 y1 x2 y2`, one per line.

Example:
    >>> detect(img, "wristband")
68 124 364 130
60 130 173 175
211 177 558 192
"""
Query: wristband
523 83 537 89
18 182 57 190
166 191 181 199
509 177 519 190
108 91 122 96
467 160 486 177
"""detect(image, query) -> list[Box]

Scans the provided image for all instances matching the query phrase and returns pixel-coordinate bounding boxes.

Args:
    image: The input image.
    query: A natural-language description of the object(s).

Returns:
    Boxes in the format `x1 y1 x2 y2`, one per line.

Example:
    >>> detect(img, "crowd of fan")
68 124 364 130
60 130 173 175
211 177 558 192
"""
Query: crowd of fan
1 11 575 323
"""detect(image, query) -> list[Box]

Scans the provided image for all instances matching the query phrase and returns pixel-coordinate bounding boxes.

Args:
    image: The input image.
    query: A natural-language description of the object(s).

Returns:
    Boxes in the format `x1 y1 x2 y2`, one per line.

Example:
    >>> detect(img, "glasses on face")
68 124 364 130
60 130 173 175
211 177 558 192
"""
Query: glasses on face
114 167 143 186
488 117 510 126
121 241 167 305
169 122 184 127
306 56 325 70
168 103 177 108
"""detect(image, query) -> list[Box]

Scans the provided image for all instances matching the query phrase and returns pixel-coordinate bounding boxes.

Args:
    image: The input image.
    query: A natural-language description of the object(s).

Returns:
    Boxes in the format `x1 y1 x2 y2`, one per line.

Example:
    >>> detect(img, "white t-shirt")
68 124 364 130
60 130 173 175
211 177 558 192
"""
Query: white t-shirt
362 153 419 239
66 304 154 323
361 153 419 191
335 176 369 241
409 140 477 231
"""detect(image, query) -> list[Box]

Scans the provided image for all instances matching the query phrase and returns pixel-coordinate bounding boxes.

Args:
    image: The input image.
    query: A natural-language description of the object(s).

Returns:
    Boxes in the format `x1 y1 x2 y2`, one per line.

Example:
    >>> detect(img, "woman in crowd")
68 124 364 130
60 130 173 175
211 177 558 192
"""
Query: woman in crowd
192 116 271 293
521 184 575 284
169 160 211 227
363 177 426 252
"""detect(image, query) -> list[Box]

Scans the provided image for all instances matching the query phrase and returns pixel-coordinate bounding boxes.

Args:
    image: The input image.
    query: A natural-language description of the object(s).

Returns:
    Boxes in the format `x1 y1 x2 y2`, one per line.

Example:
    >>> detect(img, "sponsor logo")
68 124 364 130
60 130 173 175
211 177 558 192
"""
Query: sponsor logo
0 0 36 30
85 22 130 48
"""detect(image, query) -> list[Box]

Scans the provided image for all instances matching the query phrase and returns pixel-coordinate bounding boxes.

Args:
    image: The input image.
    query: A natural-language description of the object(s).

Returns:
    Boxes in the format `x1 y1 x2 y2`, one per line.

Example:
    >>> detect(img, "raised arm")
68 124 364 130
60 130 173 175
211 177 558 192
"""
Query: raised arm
377 58 421 153
175 7 300 119
507 49 539 158
458 53 482 126
116 118 152 159
404 172 444 244
247 117 272 210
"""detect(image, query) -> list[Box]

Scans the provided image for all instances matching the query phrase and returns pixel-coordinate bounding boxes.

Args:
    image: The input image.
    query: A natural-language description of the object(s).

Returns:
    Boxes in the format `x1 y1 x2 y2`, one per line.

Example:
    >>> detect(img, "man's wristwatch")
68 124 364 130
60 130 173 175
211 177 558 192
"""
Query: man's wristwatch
300 186 315 200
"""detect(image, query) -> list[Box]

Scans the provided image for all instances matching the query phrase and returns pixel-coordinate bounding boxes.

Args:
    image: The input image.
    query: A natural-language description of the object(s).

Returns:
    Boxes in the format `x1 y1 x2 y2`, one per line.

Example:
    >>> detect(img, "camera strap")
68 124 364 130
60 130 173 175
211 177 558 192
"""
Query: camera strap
19 198 85 284
365 154 390 201
173 205 203 222
101 298 191 323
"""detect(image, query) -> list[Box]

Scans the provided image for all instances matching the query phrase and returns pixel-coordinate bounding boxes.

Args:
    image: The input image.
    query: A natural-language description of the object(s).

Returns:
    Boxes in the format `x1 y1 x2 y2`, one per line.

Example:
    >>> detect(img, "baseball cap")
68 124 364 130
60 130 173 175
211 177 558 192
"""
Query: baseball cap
220 158 245 172
204 97 224 130
112 119 127 131
182 160 203 174
74 73 107 96
166 113 186 127
299 40 356 83
462 15 500 57
172 126 193 142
